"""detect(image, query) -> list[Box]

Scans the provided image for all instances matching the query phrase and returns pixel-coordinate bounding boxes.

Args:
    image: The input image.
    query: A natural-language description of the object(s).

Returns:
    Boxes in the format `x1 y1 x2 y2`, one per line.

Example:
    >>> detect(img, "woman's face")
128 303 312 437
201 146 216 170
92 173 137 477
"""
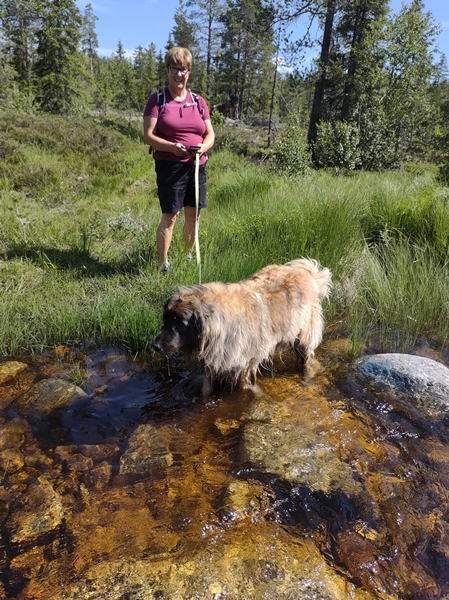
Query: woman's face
167 64 190 93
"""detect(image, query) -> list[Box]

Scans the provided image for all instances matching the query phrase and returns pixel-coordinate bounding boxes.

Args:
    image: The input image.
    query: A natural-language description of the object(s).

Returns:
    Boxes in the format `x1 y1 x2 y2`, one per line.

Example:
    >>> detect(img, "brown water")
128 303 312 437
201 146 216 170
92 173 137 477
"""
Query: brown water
1 342 449 600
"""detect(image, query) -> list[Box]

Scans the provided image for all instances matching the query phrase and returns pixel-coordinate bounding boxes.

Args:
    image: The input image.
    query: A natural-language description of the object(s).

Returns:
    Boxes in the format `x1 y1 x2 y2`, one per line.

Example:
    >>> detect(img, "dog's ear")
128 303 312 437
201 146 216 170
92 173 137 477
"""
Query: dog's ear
190 310 203 340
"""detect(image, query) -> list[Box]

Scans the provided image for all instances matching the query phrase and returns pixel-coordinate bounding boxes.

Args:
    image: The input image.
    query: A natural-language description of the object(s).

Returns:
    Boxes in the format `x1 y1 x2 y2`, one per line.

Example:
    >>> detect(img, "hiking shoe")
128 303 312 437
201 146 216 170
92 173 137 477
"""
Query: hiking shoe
158 262 170 273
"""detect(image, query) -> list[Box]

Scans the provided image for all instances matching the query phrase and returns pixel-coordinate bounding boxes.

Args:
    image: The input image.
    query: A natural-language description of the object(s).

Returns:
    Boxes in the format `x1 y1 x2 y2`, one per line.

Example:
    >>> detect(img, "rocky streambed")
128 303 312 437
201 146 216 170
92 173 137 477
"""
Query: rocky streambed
0 341 449 599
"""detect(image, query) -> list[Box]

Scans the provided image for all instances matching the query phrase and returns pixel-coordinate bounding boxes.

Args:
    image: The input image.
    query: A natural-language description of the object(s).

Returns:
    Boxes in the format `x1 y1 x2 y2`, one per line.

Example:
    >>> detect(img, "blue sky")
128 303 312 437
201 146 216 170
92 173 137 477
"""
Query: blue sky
75 0 449 64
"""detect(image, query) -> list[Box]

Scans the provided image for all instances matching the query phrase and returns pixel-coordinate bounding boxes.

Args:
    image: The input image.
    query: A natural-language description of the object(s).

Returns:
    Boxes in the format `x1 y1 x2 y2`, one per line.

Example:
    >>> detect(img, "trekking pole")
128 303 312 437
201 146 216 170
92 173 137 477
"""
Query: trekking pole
194 152 201 285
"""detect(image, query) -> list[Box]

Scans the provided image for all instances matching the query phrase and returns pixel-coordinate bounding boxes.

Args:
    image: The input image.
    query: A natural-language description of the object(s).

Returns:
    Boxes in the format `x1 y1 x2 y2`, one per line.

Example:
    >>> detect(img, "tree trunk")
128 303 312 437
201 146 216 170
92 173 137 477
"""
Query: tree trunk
267 33 280 148
307 0 337 145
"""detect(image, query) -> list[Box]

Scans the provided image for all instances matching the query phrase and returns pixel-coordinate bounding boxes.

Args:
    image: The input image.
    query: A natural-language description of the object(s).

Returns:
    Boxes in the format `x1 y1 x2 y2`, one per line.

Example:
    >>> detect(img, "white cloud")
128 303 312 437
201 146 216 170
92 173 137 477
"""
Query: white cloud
76 1 109 13
97 46 135 59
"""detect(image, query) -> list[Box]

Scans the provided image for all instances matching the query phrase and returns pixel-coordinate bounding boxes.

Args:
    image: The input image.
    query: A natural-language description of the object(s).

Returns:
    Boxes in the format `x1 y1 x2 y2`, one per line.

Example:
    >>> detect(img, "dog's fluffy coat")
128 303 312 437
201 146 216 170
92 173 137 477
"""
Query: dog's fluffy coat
152 258 332 389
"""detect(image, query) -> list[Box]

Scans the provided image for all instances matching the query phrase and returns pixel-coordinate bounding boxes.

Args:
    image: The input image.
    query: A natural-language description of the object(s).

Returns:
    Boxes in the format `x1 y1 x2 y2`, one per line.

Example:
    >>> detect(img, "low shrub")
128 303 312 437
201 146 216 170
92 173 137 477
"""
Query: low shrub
272 116 311 177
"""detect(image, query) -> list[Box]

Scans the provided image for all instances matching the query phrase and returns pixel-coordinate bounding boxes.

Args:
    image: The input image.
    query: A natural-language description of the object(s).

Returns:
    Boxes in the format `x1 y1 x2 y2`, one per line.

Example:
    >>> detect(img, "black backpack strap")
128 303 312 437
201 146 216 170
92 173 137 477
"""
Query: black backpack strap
157 87 166 116
149 88 166 155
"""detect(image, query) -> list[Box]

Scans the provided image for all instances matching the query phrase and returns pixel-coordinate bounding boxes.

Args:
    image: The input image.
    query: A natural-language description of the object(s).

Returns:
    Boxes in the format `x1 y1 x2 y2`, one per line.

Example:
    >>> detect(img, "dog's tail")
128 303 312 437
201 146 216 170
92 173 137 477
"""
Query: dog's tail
286 258 332 299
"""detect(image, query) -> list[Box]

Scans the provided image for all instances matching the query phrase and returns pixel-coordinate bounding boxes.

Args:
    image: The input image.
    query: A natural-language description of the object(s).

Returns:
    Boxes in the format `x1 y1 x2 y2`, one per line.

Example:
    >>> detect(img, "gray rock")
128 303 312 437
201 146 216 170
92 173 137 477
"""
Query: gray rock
119 424 173 475
355 354 449 414
241 422 360 496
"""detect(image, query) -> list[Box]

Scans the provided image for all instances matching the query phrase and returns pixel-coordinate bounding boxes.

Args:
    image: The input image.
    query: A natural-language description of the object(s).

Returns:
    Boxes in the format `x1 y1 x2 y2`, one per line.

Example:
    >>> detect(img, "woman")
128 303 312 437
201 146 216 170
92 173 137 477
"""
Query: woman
143 47 215 272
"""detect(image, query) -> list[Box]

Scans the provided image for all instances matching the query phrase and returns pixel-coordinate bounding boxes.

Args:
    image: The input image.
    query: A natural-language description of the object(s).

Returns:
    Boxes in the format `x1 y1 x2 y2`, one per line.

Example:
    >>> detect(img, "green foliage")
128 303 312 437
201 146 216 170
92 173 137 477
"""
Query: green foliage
360 181 449 262
215 0 275 119
33 0 87 114
0 113 143 202
438 153 449 185
358 108 400 170
272 117 311 177
0 0 448 170
1 115 449 357
342 235 449 352
210 110 225 130
314 121 360 172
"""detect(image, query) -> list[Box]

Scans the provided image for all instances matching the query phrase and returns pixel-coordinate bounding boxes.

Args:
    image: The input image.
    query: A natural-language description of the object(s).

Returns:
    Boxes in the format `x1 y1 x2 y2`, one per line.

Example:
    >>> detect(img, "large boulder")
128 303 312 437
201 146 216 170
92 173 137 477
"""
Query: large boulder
47 531 359 600
240 421 360 496
355 354 449 415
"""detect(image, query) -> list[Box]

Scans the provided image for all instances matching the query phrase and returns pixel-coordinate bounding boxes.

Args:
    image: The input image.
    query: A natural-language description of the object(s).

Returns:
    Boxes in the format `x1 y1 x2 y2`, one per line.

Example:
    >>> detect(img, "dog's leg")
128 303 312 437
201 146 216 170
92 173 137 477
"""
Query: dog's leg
201 376 213 398
293 340 308 367
293 340 324 379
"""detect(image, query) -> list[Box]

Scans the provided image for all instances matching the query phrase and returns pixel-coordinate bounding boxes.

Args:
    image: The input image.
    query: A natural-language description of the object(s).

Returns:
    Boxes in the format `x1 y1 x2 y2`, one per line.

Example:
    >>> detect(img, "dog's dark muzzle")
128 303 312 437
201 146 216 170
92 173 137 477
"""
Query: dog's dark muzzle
151 334 165 355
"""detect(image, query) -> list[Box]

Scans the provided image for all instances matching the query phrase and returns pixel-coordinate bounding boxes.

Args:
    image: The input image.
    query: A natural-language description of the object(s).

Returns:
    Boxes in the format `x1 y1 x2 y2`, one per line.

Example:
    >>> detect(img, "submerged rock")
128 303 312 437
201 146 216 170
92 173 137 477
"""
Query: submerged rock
14 378 87 416
0 361 27 384
119 424 173 475
6 477 64 543
47 531 361 600
355 353 449 415
0 447 25 474
240 422 360 496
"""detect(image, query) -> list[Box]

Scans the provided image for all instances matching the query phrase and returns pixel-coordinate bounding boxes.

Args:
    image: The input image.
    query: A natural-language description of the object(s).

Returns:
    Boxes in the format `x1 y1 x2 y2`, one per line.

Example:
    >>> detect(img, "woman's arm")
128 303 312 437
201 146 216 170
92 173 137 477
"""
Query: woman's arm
189 119 215 157
143 115 189 157
201 119 215 154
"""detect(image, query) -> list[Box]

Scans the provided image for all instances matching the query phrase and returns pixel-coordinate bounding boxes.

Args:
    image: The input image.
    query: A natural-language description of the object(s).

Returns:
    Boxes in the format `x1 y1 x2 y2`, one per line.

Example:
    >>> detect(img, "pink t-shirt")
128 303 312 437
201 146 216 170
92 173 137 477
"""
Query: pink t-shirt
143 88 210 164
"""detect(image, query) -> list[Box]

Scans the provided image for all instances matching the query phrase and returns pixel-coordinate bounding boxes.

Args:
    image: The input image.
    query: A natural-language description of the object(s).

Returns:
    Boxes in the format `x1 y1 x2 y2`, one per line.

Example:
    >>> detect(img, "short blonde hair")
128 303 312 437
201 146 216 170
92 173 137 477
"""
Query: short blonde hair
165 47 192 71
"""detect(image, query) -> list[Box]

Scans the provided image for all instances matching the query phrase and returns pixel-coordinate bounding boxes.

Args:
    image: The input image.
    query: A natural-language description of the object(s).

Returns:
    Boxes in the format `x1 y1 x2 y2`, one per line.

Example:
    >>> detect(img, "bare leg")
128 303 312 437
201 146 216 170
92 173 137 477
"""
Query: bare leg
157 212 178 265
183 206 200 256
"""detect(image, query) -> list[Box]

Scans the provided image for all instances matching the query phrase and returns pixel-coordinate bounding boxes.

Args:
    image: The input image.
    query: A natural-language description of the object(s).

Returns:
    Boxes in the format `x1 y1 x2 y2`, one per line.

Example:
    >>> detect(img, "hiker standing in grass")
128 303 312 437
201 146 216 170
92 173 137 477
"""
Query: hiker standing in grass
143 47 215 272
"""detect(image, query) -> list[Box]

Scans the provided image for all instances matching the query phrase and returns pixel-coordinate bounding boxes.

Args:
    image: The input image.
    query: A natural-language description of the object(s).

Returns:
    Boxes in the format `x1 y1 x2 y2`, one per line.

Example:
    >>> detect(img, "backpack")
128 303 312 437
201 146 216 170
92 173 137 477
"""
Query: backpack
149 87 204 155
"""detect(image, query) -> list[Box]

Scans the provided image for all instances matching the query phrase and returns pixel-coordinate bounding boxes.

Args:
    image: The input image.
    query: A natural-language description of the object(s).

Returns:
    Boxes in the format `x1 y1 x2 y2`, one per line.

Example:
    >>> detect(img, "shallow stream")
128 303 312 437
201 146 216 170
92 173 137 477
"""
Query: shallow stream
1 341 449 599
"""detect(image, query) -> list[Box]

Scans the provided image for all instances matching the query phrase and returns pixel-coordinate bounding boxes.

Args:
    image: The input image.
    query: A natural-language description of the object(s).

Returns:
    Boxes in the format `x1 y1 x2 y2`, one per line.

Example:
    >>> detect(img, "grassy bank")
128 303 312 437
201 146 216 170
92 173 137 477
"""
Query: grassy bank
0 112 448 358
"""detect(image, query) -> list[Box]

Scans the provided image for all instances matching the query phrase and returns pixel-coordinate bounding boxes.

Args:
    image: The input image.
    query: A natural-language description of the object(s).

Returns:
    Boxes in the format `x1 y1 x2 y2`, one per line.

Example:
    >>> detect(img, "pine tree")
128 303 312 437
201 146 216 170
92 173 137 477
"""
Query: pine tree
33 0 86 114
216 0 275 119
186 0 225 98
92 56 114 115
337 0 389 122
110 40 139 110
81 2 98 75
133 43 159 109
0 0 41 91
169 0 207 92
171 0 197 50
307 0 338 144
382 0 440 156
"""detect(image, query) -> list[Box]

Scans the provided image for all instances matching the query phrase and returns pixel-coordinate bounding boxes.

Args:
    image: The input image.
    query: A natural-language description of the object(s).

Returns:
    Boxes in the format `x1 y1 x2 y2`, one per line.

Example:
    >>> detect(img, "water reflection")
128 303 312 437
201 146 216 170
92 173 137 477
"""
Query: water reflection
0 343 448 599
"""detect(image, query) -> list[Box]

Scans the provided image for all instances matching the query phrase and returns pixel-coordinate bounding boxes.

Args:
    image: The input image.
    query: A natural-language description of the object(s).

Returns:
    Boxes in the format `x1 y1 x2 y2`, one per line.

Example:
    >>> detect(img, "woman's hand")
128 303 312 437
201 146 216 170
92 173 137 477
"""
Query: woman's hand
172 143 189 157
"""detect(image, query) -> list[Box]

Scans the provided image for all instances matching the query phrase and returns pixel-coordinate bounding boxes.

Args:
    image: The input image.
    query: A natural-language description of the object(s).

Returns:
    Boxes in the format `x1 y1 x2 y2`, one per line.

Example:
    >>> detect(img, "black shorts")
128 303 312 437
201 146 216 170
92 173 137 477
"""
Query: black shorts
155 160 208 214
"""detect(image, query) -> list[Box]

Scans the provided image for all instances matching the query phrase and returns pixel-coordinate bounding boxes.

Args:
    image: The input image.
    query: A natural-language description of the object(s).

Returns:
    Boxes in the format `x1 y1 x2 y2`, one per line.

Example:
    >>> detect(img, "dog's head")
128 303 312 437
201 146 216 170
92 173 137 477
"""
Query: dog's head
152 286 205 356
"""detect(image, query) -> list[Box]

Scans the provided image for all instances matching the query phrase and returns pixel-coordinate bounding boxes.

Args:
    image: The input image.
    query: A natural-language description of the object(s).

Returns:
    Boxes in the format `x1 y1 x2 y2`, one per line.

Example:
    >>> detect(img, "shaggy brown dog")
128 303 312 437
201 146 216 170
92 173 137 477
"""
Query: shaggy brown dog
152 258 332 391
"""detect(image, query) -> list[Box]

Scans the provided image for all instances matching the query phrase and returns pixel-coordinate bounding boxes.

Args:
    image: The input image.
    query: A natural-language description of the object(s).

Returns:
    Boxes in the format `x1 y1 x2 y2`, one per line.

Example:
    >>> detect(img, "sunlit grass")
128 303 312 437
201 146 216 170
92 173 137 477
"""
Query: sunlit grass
0 112 448 358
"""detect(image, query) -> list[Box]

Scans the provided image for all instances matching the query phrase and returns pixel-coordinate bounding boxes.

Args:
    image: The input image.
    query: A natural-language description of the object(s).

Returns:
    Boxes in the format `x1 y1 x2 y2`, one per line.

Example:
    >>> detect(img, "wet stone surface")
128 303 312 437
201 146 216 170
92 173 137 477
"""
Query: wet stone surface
0 344 449 599
355 353 449 416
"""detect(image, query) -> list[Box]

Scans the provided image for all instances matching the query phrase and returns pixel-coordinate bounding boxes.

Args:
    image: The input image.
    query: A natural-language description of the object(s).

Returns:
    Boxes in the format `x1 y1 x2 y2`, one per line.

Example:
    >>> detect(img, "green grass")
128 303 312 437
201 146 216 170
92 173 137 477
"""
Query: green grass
1 112 448 358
